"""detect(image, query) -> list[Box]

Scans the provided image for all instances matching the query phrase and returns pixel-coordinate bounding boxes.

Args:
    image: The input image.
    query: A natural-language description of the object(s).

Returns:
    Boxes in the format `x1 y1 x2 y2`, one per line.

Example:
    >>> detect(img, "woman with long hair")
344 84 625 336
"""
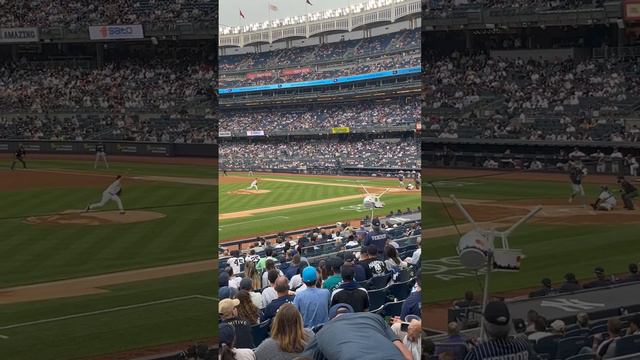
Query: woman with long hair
254 303 314 360
219 323 256 360
236 290 260 325
244 260 261 290
384 244 408 271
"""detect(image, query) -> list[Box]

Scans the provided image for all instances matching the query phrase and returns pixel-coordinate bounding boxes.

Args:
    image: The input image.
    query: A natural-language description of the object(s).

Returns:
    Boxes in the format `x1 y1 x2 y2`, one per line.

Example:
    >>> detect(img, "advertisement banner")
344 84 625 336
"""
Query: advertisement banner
331 127 350 134
51 143 73 152
146 144 170 155
89 25 144 40
218 131 232 137
625 0 640 20
0 143 8 151
23 144 41 152
115 144 139 153
246 131 265 136
0 27 39 43
281 67 312 76
246 71 273 80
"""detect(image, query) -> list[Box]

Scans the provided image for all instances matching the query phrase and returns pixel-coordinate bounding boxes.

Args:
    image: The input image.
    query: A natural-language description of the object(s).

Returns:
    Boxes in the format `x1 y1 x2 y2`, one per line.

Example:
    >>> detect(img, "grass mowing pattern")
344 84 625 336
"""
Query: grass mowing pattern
0 271 215 360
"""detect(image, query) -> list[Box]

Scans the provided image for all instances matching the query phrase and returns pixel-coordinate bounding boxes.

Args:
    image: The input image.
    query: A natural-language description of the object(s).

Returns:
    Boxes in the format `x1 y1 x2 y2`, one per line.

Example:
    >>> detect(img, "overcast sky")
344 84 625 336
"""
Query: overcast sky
220 0 357 27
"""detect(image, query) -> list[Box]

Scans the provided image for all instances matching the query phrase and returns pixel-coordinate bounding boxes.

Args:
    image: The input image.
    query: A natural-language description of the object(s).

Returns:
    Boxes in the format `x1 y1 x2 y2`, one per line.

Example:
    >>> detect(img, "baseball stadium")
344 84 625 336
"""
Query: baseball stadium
423 1 640 359
217 1 423 359
0 3 217 359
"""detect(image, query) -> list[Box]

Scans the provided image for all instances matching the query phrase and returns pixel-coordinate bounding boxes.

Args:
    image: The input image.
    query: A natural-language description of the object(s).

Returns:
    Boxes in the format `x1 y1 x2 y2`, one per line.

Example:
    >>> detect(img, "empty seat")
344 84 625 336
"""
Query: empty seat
534 334 561 359
367 288 387 311
556 336 590 360
382 300 405 317
251 319 271 347
387 278 415 301
614 334 640 357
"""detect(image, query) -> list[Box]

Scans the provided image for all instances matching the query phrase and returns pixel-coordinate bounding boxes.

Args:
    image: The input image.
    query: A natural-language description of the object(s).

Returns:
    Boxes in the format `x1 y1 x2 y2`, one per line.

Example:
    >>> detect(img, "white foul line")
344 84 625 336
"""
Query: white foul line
219 216 290 229
0 334 8 339
0 295 215 331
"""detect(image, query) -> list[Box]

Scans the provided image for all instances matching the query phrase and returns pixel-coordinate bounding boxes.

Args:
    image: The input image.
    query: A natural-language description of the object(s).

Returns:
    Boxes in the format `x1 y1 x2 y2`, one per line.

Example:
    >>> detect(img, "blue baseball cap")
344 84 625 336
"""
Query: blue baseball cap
302 266 317 283
329 303 354 319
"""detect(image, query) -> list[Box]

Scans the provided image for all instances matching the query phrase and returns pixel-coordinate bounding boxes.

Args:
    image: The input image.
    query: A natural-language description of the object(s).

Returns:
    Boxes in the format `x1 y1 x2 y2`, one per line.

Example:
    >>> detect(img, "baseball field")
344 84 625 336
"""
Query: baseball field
423 168 640 329
0 154 217 360
219 172 421 244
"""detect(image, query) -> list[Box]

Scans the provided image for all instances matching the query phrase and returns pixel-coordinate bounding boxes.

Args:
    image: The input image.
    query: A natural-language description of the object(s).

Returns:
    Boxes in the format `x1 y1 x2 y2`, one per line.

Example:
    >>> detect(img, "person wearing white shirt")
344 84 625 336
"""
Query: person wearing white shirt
85 175 125 214
611 149 623 174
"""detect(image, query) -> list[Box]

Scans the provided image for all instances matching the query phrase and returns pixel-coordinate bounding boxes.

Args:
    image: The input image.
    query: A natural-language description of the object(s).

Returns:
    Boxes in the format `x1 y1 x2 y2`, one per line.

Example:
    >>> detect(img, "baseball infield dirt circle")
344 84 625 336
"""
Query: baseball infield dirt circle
228 189 271 195
25 210 166 226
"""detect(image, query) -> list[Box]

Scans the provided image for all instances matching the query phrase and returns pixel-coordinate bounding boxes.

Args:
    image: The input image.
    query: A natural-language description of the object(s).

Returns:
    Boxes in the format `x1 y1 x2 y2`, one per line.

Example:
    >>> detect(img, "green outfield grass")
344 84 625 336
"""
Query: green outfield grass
0 158 216 359
0 271 215 360
219 173 420 241
423 174 640 304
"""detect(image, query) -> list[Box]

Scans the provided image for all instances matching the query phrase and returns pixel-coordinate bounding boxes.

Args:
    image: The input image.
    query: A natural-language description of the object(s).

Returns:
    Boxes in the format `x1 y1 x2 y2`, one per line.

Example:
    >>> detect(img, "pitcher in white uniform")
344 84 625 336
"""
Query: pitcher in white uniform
86 175 125 214
247 178 258 191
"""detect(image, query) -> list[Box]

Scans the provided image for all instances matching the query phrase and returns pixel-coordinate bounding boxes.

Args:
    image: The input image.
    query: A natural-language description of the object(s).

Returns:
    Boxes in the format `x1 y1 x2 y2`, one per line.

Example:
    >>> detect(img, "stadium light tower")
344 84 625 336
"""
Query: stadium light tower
450 195 541 340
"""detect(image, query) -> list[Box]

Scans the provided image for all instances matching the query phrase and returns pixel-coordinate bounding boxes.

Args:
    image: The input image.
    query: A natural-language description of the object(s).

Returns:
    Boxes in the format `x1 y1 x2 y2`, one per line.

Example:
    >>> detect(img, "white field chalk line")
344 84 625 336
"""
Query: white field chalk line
0 334 8 339
219 216 290 228
0 295 215 330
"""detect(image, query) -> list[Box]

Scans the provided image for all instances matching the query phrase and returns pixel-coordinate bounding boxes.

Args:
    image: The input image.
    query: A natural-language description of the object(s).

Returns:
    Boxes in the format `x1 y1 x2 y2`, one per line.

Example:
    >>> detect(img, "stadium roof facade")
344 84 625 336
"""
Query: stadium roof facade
219 0 420 48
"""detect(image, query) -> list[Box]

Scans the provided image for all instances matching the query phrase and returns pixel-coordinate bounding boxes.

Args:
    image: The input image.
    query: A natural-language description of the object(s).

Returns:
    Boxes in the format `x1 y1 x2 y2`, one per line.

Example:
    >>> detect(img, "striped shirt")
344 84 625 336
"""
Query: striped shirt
464 337 533 360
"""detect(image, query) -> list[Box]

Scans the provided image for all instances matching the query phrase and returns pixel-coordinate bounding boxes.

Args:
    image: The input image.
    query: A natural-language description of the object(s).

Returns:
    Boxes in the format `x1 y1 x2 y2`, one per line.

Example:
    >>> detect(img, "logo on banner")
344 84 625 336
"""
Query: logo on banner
89 25 144 40
0 27 39 43
116 144 138 153
51 143 73 152
246 131 265 136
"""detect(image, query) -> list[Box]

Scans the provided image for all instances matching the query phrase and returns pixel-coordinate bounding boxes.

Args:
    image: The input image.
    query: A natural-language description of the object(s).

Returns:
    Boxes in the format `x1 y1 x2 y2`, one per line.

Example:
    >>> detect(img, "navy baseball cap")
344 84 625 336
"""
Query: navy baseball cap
329 303 354 319
372 218 381 227
218 286 237 300
484 301 510 326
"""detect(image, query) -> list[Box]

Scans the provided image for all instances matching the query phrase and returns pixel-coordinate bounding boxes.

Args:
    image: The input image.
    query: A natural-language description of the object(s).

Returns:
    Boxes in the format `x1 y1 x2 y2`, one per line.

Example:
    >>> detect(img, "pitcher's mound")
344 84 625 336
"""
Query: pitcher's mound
229 189 271 195
25 210 166 226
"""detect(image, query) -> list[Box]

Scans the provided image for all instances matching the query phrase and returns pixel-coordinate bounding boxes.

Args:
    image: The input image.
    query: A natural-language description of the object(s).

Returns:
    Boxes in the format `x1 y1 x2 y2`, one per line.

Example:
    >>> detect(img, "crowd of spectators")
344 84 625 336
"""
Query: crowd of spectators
218 217 422 360
0 0 217 29
219 139 420 170
219 29 419 73
0 60 214 113
431 263 640 359
0 113 216 143
220 99 419 132
422 0 601 17
219 53 419 88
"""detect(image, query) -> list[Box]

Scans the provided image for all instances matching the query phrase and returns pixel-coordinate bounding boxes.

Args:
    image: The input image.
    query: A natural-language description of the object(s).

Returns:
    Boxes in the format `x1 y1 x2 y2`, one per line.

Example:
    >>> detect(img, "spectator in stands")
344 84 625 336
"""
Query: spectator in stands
465 301 534 360
400 281 421 320
262 259 282 288
624 263 640 283
262 277 295 322
628 314 640 335
361 245 388 280
322 257 344 291
227 267 243 290
435 322 468 360
550 320 566 337
529 278 557 298
391 318 422 360
343 252 366 282
261 269 280 309
404 237 421 266
284 255 301 280
526 310 539 333
423 338 436 359
384 245 408 271
257 247 276 272
227 250 244 275
244 260 262 291
576 312 591 329
293 266 330 328
239 277 263 310
290 261 309 291
254 303 314 360
364 218 389 259
219 323 256 360
219 271 238 300
236 290 260 325
528 316 553 343
302 304 413 360
559 272 582 293
583 267 614 289
219 298 254 349
591 318 624 359
453 291 479 308
330 265 369 312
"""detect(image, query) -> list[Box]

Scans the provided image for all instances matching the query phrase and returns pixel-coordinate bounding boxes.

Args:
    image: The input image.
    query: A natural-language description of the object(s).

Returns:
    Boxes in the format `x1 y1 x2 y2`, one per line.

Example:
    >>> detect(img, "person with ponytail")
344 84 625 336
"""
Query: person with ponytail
219 323 255 360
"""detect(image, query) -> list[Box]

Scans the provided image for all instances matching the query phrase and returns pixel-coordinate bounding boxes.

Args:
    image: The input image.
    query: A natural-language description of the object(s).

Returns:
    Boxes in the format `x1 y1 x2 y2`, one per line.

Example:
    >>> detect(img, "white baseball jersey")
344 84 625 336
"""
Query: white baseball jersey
250 180 257 187
105 179 121 195
227 256 245 274
599 190 617 208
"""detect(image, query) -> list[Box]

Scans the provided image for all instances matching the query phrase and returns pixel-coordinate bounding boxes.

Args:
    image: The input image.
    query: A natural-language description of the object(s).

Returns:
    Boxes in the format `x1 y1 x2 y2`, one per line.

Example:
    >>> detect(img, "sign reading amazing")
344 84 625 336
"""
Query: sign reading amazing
0 28 39 43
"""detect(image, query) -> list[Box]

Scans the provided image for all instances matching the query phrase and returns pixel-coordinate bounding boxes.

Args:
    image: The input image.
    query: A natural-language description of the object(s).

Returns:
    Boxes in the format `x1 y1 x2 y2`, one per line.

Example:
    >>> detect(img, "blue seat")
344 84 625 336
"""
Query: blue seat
387 278 415 301
565 329 590 338
556 336 590 360
435 342 468 359
367 288 387 311
382 300 405 317
590 324 608 335
565 354 595 360
251 319 271 347
534 334 561 359
395 269 413 282
614 334 640 357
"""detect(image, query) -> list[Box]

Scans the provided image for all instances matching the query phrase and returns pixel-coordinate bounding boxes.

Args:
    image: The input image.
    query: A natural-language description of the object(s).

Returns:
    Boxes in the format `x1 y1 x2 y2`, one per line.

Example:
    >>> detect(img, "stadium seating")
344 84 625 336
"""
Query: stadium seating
615 335 640 357
251 319 271 348
382 300 405 317
556 336 591 360
534 334 561 359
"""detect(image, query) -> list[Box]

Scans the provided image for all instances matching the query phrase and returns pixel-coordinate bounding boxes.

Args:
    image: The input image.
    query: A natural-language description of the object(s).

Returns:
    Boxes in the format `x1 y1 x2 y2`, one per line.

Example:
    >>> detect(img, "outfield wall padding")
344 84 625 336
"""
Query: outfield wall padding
0 140 216 157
